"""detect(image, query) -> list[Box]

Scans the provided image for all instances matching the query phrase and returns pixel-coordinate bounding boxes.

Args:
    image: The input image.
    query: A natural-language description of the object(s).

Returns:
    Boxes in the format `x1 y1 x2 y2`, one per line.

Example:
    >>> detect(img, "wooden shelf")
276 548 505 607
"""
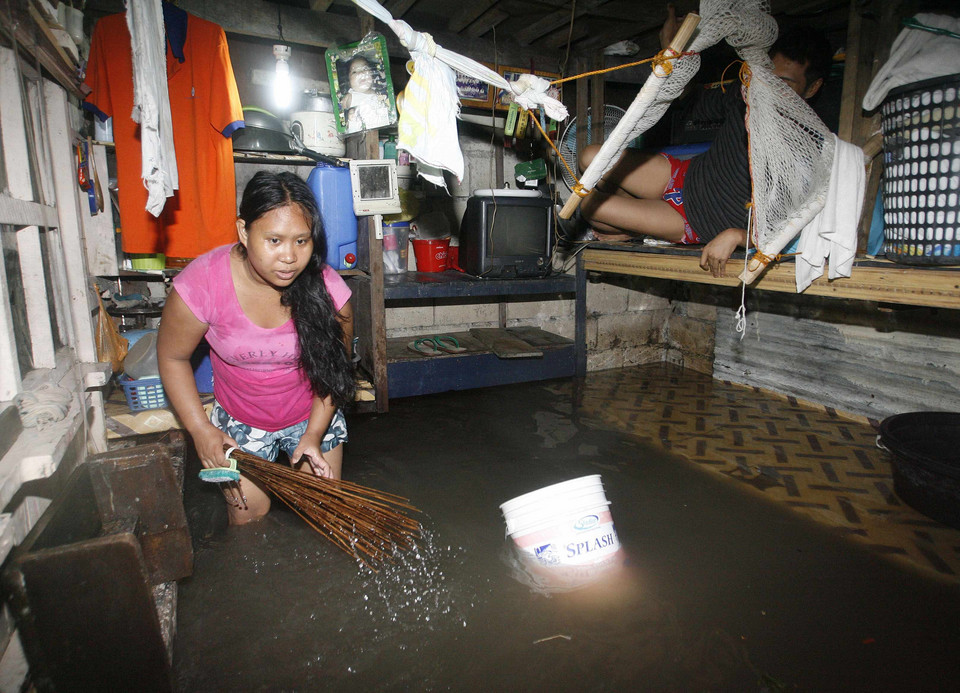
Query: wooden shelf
582 246 960 310
385 328 576 398
379 272 586 400
383 271 576 300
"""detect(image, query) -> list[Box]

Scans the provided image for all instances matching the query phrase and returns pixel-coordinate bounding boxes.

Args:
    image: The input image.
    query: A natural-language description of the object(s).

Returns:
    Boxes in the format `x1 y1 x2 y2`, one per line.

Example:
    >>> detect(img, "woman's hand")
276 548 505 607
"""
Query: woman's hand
193 423 238 470
699 228 746 278
292 432 331 478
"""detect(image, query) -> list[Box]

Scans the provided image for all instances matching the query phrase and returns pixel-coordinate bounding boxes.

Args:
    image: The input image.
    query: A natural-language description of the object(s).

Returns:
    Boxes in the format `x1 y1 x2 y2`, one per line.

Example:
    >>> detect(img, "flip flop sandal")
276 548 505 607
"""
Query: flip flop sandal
408 338 442 356
433 335 467 354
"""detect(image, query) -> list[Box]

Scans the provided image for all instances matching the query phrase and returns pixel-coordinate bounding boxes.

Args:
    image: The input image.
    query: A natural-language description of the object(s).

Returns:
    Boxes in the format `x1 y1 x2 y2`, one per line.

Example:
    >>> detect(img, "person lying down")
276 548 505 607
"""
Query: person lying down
569 10 832 278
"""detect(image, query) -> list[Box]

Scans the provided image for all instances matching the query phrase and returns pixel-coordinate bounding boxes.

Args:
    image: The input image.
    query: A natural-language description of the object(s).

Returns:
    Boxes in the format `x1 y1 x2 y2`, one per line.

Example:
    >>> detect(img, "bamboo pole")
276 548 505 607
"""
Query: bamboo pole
559 13 702 220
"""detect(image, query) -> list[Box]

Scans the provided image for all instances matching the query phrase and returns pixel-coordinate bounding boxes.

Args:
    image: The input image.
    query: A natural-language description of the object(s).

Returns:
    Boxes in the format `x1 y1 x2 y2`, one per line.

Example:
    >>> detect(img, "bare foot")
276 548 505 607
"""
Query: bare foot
591 230 637 243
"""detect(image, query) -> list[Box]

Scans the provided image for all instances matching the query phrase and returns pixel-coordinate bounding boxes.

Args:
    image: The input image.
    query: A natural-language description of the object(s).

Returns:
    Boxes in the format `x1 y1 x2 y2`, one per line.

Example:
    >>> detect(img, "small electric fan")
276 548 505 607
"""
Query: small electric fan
556 105 627 193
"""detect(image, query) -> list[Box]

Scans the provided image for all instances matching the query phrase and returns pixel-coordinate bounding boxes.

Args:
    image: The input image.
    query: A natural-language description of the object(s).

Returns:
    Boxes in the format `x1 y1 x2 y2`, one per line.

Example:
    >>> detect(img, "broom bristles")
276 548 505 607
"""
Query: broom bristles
223 446 422 569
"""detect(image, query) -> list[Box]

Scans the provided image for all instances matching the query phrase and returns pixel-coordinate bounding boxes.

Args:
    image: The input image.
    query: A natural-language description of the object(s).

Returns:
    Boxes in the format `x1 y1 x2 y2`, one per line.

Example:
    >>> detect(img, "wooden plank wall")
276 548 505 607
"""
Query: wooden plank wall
713 295 960 420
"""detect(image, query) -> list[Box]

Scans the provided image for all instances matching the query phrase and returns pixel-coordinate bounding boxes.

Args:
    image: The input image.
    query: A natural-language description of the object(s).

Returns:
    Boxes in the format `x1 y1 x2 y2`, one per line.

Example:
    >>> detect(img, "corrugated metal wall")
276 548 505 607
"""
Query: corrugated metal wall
712 292 960 421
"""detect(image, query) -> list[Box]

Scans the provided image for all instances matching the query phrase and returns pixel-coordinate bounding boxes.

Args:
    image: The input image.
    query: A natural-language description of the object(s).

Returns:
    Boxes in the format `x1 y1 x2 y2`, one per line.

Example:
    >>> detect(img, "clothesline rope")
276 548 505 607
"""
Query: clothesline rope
549 48 698 87
528 48 698 197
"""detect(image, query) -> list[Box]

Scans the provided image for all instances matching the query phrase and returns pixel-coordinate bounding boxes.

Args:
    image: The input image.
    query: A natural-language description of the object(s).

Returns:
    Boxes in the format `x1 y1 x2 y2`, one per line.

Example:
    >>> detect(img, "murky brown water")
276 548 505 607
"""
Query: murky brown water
175 377 960 692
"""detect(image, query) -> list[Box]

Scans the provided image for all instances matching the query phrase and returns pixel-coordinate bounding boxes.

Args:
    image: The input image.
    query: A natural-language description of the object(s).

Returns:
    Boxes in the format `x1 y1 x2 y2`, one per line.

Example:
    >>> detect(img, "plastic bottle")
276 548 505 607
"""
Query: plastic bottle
306 163 359 269
383 135 397 161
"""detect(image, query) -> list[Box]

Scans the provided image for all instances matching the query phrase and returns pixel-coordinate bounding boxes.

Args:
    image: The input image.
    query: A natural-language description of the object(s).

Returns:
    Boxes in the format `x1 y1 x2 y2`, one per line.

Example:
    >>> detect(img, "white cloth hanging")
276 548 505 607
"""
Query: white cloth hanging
862 13 960 111
795 136 865 292
350 0 566 188
126 0 178 216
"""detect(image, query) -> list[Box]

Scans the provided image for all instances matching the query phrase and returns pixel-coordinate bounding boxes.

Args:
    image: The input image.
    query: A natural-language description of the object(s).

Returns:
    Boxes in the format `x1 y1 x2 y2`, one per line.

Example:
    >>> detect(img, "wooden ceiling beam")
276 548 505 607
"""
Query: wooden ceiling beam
513 0 613 47
467 8 511 39
448 1 500 34
384 0 420 19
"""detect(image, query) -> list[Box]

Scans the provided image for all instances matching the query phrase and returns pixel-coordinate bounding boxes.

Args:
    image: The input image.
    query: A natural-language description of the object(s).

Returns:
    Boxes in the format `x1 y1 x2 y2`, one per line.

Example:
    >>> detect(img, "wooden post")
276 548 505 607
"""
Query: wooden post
837 0 863 144
350 9 389 412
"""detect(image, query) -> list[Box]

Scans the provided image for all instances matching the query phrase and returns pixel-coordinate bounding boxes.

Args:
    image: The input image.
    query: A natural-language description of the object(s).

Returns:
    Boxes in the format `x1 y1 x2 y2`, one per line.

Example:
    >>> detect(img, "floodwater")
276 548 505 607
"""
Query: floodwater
174 375 960 692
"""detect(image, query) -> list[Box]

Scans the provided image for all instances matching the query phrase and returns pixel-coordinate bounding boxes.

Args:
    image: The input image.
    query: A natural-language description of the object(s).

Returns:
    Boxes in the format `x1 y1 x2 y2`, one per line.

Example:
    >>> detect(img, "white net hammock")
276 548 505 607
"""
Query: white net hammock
565 0 835 285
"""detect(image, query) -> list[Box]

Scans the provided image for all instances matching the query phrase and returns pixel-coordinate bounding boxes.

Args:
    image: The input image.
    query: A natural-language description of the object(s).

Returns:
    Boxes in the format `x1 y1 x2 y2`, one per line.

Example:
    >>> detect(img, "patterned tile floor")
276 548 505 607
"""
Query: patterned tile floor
577 363 960 582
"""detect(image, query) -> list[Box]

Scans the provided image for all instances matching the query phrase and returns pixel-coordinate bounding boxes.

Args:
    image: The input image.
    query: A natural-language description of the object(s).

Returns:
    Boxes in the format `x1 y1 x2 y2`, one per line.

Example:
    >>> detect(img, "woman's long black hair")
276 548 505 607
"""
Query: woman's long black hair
238 171 355 410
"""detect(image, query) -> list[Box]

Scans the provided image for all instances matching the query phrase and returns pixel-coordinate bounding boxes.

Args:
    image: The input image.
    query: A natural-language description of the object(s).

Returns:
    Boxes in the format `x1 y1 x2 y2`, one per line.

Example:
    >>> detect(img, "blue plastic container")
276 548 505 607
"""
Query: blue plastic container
191 341 214 394
306 163 358 270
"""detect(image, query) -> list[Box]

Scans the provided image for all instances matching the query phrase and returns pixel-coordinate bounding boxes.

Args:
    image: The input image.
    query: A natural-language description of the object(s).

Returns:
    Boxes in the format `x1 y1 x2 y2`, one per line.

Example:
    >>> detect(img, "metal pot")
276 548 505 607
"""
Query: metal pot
232 107 294 153
233 107 343 166
300 89 334 113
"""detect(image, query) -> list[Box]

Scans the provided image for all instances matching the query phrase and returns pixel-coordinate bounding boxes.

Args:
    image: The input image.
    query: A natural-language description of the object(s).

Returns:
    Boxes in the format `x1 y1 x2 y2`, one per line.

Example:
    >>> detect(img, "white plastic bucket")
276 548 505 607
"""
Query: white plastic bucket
500 475 620 568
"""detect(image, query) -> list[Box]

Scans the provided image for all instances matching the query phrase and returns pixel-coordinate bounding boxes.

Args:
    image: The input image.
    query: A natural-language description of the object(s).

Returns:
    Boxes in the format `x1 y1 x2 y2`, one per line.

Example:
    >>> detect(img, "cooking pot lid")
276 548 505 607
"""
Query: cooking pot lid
232 125 294 154
240 107 290 134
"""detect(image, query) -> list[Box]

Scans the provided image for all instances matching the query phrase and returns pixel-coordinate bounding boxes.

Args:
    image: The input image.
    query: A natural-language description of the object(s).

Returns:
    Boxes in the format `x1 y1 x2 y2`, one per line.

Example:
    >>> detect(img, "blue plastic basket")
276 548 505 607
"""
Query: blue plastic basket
120 375 167 412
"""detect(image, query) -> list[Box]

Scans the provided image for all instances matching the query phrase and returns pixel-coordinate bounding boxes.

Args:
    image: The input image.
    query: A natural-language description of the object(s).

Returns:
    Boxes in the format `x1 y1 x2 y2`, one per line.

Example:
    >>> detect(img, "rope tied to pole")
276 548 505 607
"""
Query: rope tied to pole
549 49 698 87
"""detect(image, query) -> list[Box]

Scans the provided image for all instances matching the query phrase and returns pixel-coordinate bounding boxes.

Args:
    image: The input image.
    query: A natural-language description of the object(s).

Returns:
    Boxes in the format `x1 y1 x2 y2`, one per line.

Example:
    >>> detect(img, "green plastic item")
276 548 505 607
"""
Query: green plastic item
383 135 397 160
198 453 240 483
515 159 548 183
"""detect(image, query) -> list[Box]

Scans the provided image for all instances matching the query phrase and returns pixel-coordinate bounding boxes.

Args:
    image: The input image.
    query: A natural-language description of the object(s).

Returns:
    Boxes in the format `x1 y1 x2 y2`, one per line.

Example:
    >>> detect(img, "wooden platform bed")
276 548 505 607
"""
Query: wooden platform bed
580 242 960 310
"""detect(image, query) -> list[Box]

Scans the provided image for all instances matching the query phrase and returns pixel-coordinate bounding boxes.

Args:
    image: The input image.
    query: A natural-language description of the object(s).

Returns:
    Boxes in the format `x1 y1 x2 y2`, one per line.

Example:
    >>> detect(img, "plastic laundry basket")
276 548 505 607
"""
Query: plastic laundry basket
879 73 960 265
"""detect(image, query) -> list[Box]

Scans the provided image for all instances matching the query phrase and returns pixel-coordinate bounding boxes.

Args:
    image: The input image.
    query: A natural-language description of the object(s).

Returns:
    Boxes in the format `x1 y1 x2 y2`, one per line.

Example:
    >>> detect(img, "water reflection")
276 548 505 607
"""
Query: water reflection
502 541 629 596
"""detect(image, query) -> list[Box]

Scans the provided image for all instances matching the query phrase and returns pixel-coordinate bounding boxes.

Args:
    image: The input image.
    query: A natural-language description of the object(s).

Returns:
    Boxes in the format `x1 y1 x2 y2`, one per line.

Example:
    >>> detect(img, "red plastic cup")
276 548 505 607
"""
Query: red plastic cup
412 238 450 272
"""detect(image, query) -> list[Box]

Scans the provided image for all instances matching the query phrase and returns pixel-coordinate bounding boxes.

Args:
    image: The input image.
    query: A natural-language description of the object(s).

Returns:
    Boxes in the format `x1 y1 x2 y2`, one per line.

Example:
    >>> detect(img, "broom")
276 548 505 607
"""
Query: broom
199 445 421 569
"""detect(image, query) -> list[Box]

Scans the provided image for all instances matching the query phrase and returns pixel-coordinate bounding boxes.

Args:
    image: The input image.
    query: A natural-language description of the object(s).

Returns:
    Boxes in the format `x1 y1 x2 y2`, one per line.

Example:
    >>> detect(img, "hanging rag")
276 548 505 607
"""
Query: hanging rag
795 136 865 292
862 13 960 111
392 28 463 188
126 0 178 216
350 0 567 189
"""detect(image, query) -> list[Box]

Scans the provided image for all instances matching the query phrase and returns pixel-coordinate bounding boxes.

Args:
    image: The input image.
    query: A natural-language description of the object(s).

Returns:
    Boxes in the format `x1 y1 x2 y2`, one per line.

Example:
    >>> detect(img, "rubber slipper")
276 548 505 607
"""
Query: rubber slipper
408 338 441 356
433 335 466 354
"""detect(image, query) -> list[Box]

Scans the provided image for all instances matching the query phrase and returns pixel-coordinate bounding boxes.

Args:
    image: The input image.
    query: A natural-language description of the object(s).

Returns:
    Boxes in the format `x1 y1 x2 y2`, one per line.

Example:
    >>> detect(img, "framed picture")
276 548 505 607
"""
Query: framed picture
325 34 398 135
494 66 562 111
456 64 495 109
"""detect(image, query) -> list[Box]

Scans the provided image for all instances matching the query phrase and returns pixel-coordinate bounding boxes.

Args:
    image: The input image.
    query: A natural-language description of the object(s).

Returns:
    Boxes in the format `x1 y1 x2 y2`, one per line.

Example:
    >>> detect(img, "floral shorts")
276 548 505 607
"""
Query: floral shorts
210 402 348 462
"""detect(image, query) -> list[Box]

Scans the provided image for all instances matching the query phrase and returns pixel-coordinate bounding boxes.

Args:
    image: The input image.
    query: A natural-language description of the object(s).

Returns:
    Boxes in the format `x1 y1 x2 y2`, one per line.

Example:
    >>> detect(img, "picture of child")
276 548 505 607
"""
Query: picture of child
338 54 391 133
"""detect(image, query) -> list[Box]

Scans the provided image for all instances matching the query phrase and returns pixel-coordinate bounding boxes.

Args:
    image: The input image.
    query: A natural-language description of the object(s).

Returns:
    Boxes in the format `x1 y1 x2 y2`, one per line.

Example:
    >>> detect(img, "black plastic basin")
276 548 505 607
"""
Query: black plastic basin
879 412 960 529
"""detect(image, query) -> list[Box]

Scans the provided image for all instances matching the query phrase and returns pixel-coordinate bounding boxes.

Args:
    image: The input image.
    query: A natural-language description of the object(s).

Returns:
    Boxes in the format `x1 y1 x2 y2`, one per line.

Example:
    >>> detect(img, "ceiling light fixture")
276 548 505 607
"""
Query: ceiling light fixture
273 9 293 110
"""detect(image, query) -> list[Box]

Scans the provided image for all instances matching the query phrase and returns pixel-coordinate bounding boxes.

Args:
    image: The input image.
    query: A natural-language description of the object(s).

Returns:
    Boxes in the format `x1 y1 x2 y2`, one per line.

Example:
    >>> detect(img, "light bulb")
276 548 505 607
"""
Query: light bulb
273 44 293 110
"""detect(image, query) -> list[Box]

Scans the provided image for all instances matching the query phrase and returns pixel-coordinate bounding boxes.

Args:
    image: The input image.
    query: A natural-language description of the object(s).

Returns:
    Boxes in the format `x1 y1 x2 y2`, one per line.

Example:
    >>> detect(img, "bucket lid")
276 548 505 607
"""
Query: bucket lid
501 486 611 521
504 499 612 538
500 475 605 514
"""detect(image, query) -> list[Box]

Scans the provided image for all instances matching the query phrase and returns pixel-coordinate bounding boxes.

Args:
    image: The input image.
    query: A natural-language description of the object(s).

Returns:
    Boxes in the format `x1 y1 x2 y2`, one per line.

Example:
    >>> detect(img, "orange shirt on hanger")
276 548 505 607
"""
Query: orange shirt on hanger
84 11 244 259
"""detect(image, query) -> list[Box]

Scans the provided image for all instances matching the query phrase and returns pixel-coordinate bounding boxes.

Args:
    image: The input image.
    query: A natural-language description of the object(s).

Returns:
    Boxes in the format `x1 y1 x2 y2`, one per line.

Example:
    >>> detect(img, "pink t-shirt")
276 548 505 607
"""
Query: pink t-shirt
173 244 351 430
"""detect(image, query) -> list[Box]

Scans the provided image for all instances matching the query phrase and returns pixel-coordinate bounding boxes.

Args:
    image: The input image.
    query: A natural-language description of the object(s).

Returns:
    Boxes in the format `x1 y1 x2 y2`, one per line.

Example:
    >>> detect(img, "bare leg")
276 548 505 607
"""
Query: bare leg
578 145 686 243
224 473 271 525
320 444 344 480
293 443 344 480
579 145 674 199
225 444 343 525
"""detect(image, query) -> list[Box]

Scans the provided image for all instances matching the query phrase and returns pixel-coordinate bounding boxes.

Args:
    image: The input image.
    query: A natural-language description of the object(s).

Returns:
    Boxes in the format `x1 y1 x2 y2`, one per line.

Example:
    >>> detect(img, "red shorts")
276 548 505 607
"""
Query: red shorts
660 153 702 244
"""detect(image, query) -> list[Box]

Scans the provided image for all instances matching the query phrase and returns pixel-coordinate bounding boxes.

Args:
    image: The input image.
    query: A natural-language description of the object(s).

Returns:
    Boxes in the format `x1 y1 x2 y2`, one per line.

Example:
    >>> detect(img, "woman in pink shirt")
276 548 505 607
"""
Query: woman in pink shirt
158 172 354 525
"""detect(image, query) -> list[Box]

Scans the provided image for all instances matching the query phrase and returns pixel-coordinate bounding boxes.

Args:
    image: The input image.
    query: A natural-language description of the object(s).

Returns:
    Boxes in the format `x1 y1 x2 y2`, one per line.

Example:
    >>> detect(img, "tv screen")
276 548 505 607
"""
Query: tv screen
357 164 391 200
487 205 550 256
458 191 554 278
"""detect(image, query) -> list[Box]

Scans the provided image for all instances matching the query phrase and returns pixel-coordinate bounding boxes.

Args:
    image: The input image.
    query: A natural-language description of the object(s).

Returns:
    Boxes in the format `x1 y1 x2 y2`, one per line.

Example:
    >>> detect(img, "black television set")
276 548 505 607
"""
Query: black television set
458 190 554 278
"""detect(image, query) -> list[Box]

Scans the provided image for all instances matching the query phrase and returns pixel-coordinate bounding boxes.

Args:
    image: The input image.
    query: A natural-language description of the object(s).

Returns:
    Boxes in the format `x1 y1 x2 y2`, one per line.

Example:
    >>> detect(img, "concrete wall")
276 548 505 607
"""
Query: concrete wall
579 277 960 422
713 291 960 420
